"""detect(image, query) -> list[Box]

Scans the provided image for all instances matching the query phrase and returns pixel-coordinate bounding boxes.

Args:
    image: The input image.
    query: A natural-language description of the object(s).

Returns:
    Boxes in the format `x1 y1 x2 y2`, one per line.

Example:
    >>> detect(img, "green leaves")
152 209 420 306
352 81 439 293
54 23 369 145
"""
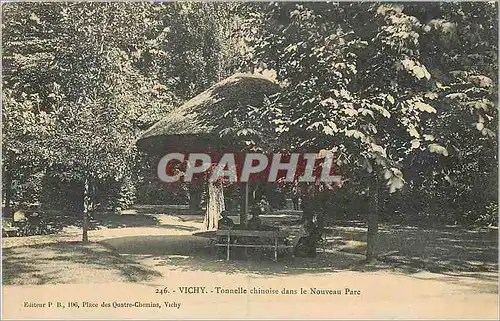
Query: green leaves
386 94 395 105
428 143 449 156
323 120 338 136
4 1 495 209
371 104 391 118
360 156 373 173
446 93 468 101
342 108 358 116
412 66 431 80
414 101 437 113
2 2 169 192
344 129 365 140
469 75 493 88
285 44 297 53
370 143 386 156
244 2 497 196
423 134 435 141
319 97 338 107
236 128 259 136
465 100 495 111
359 108 374 118
383 167 405 194
401 59 431 80
481 127 496 138
407 125 420 138
411 139 421 149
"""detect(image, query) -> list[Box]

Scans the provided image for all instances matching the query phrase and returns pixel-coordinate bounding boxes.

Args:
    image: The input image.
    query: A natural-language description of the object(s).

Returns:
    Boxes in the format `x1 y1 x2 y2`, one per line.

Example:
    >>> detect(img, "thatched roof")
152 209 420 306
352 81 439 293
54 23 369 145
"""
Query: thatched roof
136 73 280 154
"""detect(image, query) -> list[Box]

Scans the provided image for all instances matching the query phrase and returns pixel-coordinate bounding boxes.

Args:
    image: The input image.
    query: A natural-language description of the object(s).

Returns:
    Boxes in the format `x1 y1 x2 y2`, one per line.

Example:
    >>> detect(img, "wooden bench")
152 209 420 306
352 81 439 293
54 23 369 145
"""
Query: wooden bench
215 229 294 261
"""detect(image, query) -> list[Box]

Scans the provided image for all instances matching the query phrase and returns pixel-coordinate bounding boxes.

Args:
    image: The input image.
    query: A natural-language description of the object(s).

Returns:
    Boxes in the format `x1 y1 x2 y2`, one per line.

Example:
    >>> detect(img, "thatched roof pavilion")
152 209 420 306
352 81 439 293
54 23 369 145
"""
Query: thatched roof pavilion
136 73 281 230
136 73 280 155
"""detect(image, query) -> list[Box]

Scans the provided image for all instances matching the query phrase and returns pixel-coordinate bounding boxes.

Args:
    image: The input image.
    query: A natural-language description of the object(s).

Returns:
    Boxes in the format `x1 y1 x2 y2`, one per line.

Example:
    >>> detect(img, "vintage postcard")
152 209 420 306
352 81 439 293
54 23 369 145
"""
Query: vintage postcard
1 1 498 319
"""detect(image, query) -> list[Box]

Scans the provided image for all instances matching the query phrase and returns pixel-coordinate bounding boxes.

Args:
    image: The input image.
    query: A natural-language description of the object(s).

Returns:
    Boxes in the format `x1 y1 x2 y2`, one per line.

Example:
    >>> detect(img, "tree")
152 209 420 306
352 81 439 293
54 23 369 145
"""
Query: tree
3 2 496 251
136 2 245 100
2 2 165 241
2 2 250 235
404 2 498 226
2 3 65 214
133 2 250 214
239 2 498 260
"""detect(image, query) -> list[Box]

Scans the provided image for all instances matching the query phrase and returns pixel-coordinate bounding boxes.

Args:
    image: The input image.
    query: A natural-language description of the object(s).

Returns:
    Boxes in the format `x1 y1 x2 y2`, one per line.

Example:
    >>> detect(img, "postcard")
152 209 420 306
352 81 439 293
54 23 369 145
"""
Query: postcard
2 1 498 319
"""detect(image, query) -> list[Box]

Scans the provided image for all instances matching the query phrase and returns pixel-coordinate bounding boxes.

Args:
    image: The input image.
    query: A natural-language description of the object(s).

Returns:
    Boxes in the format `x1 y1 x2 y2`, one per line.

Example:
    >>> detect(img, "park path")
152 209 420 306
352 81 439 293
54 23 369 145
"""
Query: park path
2 214 498 319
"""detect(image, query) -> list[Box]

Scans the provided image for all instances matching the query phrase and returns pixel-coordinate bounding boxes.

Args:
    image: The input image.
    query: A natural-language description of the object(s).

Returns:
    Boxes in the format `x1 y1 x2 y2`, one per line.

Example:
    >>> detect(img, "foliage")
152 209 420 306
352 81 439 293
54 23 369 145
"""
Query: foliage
137 2 245 100
2 2 497 232
237 2 497 226
2 3 150 211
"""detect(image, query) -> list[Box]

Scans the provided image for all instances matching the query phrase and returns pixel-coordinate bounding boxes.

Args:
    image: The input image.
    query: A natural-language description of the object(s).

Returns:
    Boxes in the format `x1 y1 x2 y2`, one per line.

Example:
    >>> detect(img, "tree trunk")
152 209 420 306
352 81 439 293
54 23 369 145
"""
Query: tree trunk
188 184 202 215
3 166 13 217
240 182 249 227
82 177 91 243
203 181 225 231
366 179 379 262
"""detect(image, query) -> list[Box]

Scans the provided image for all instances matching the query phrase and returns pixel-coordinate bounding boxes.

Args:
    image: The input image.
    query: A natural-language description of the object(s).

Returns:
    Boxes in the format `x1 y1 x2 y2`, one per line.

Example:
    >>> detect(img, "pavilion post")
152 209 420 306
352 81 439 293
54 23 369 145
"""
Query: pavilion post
242 181 249 226
245 182 249 215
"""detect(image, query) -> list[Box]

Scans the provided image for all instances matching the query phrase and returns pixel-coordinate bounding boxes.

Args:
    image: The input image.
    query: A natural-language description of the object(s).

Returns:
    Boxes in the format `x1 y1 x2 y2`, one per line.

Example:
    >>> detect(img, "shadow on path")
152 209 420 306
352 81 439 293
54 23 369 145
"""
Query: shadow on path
325 224 498 273
2 241 161 286
100 234 427 277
